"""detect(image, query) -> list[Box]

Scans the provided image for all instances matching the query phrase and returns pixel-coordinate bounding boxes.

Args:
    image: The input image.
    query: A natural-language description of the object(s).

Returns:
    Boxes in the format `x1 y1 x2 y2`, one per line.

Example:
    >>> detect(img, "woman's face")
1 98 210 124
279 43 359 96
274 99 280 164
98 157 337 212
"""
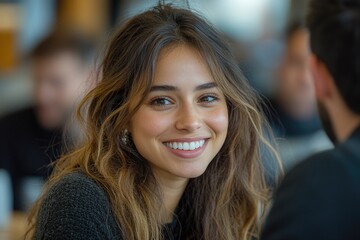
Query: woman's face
130 45 228 181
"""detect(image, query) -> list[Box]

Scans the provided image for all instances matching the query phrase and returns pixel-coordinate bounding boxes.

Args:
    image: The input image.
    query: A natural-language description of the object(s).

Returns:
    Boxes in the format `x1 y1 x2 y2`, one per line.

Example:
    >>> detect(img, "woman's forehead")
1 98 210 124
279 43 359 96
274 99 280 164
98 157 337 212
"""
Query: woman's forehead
153 45 214 87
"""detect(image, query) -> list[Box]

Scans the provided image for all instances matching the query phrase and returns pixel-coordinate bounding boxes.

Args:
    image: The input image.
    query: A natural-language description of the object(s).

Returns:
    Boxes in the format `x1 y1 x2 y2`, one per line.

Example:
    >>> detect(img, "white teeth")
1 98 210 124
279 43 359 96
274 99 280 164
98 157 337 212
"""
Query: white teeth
164 140 206 151
183 143 190 150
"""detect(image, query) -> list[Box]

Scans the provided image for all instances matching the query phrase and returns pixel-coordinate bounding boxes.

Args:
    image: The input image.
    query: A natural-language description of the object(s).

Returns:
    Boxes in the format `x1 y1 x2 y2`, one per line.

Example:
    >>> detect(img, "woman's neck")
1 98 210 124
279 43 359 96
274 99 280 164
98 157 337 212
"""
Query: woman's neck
152 169 189 223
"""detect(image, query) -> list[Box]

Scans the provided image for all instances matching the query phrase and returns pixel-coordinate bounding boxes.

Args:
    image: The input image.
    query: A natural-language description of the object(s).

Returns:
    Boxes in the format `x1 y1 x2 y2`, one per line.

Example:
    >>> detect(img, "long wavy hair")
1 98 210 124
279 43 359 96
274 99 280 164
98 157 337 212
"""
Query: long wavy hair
27 4 281 240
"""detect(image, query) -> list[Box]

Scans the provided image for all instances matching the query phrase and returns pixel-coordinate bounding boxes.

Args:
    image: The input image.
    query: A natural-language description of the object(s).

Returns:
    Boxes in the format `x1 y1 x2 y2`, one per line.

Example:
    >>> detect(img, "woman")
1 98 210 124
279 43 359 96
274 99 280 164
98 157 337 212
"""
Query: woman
28 3 280 240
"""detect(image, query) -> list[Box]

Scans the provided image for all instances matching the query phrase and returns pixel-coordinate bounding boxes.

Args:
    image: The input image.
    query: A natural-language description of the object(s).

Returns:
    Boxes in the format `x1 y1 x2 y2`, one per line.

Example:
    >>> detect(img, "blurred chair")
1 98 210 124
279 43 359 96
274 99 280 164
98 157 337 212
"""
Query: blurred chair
19 176 44 211
0 169 12 228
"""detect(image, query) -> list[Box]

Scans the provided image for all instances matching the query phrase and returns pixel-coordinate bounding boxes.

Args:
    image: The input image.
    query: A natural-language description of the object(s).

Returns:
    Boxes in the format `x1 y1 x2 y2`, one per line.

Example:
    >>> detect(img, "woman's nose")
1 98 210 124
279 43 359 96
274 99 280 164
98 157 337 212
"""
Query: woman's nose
175 104 202 132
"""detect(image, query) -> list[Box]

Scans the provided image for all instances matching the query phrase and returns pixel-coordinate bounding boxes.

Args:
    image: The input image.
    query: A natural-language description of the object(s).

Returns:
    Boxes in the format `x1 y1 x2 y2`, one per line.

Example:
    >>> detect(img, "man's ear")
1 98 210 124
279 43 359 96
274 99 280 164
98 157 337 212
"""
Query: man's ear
310 54 332 101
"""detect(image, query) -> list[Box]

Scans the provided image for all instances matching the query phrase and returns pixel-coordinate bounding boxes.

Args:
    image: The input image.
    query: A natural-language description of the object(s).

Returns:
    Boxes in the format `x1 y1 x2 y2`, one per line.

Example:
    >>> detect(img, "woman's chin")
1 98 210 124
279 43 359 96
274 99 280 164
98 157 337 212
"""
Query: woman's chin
173 167 208 179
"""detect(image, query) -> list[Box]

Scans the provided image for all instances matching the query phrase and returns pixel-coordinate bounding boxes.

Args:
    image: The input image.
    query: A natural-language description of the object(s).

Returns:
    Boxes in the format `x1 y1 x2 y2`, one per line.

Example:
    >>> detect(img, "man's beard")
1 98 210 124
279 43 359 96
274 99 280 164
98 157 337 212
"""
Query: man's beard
317 102 338 144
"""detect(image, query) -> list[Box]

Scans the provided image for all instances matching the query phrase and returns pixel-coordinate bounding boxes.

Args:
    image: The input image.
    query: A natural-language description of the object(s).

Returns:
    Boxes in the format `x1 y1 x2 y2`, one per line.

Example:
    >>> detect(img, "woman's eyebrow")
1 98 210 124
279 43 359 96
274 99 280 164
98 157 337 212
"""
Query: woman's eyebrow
150 85 178 92
194 82 217 91
150 82 217 92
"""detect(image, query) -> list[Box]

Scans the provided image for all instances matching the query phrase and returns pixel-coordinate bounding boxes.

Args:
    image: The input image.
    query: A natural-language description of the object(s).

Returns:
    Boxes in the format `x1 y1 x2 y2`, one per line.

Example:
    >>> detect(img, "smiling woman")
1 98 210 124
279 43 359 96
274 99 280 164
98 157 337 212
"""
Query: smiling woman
131 45 228 183
27 3 281 240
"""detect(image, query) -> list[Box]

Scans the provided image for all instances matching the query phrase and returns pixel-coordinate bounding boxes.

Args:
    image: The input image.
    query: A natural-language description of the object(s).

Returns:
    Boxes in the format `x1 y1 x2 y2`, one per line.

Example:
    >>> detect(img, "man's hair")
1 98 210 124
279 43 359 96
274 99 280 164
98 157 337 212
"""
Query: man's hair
307 0 360 114
285 20 307 42
30 32 96 64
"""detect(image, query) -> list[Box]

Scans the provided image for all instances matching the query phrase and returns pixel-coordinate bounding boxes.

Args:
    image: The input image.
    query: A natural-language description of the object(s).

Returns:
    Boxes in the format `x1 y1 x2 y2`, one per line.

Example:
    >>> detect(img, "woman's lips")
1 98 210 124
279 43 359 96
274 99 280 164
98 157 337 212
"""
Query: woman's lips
163 138 209 159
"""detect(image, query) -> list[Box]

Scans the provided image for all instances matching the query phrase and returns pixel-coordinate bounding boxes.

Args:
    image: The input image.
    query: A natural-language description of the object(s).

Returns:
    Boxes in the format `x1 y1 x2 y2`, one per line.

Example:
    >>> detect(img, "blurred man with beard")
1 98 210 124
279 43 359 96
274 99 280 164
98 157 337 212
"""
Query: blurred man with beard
0 33 95 211
261 0 360 239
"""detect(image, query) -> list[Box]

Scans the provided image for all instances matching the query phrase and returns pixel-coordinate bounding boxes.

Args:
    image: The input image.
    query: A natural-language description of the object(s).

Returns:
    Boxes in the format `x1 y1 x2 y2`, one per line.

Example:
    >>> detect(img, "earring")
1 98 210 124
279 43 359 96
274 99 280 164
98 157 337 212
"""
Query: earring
121 129 129 145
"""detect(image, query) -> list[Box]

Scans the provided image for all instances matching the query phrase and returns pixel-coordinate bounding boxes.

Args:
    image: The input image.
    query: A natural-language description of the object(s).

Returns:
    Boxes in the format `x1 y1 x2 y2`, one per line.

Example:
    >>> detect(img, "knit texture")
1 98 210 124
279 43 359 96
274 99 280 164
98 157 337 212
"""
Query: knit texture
34 172 122 239
34 171 184 239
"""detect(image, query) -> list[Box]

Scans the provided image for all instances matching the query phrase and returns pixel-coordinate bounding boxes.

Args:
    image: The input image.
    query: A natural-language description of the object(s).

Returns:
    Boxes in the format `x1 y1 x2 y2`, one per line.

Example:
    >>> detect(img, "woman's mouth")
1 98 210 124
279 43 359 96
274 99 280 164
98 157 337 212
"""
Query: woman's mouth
162 138 208 159
164 139 205 151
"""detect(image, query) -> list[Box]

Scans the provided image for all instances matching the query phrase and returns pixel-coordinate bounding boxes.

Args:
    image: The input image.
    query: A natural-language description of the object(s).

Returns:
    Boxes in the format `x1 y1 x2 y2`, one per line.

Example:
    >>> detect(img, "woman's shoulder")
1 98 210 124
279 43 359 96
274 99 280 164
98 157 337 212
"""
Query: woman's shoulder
47 171 107 200
35 171 121 239
41 171 111 213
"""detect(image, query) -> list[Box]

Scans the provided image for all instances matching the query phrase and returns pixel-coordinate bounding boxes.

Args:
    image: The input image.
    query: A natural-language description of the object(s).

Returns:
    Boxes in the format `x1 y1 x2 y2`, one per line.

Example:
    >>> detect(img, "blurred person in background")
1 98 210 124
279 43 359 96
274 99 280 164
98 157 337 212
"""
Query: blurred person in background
266 21 331 170
261 0 360 239
270 22 318 136
0 32 96 211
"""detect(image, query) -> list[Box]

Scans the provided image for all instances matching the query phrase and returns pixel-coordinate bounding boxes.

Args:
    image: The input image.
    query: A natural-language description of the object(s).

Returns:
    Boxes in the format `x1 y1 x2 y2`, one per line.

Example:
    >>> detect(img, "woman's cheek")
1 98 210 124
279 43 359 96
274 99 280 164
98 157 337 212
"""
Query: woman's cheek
131 108 172 137
206 106 228 134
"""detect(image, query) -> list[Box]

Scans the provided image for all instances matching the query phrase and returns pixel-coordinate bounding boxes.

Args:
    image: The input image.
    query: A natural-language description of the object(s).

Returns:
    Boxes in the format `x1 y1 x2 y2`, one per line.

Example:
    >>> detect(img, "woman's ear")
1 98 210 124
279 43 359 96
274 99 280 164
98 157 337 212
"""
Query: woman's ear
310 54 333 101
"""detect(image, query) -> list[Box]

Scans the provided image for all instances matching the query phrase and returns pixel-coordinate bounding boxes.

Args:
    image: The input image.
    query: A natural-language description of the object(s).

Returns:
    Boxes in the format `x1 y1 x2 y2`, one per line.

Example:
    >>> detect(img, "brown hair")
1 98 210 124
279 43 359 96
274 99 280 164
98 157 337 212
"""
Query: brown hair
30 31 96 63
28 4 281 240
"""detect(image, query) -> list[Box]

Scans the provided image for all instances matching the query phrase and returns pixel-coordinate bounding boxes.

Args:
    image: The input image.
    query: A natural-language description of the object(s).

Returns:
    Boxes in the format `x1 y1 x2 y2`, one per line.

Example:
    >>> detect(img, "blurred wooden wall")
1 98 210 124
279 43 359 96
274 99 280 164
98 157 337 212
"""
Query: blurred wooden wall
0 4 20 72
0 0 115 72
55 0 110 38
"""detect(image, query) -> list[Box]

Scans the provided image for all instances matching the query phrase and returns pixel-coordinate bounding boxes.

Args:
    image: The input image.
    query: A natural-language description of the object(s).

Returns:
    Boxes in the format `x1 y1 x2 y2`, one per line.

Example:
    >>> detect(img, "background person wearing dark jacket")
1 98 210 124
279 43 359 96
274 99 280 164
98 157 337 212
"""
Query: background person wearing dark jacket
261 0 360 239
0 32 95 211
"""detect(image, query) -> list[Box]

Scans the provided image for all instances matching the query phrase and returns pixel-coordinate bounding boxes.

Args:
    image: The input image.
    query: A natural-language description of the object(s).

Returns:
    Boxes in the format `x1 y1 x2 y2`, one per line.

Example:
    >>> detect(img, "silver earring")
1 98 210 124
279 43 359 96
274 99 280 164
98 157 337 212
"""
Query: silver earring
121 129 129 145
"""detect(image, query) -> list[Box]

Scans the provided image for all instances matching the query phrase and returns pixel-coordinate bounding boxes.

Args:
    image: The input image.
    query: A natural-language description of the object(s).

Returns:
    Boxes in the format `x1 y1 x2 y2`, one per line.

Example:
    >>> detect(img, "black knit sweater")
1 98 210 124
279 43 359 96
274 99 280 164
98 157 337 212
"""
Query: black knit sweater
34 172 183 239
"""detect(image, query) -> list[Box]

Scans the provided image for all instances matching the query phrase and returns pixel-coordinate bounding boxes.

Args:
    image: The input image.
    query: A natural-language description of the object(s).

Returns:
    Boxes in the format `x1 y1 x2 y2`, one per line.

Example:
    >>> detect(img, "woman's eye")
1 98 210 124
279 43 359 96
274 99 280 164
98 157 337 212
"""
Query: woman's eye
199 95 219 103
150 97 173 106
